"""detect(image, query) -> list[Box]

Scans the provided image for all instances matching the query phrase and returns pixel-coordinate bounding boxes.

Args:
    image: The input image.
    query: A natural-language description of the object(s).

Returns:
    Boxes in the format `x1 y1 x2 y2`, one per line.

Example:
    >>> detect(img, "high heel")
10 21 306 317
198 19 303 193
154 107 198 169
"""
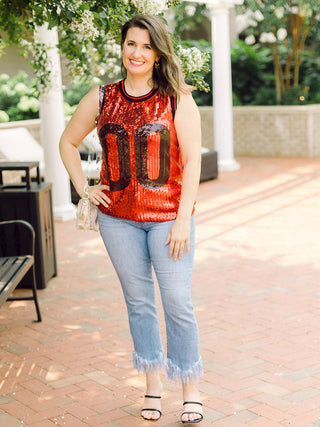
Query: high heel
141 395 162 421
181 401 203 424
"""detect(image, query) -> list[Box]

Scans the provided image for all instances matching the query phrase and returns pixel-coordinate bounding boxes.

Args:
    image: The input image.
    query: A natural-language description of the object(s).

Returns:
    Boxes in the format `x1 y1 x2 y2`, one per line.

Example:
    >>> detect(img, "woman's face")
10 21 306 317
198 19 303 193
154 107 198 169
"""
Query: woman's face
122 26 159 79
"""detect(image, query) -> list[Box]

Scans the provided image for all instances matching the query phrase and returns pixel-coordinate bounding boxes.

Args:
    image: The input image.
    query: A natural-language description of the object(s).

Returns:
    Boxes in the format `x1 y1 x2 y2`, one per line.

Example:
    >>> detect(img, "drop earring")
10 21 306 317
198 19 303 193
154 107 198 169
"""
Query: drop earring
154 61 160 69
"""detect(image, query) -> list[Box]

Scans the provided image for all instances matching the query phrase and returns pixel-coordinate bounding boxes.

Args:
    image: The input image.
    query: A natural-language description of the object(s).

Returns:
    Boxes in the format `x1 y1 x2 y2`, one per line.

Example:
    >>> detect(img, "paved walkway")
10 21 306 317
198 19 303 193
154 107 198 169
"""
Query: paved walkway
1 157 320 427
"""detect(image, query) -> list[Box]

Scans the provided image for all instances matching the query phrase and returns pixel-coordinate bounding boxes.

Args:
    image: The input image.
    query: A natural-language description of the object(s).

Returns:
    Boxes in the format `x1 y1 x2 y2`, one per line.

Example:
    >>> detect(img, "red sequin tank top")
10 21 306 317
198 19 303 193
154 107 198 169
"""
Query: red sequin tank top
96 80 182 222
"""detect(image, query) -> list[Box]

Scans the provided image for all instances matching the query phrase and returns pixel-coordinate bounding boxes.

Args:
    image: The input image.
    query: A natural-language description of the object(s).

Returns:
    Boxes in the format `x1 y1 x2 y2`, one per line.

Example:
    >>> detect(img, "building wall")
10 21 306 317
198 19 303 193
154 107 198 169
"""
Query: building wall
0 46 34 77
0 44 71 84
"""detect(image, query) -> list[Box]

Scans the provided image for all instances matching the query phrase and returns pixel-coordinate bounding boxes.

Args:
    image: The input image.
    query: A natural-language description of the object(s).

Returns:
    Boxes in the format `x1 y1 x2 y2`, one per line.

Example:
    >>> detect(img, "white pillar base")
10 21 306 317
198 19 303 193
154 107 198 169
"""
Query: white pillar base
218 158 240 171
53 203 76 222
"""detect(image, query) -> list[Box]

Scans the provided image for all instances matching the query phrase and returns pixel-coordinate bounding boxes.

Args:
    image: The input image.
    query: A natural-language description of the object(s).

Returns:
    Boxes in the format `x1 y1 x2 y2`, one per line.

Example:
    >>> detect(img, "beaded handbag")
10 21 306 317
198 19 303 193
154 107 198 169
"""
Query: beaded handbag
76 184 99 232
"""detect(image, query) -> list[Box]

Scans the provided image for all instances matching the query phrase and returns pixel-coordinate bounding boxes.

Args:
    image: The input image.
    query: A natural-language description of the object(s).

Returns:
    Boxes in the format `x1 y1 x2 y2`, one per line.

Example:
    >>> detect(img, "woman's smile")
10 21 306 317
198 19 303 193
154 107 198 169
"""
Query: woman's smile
129 59 145 66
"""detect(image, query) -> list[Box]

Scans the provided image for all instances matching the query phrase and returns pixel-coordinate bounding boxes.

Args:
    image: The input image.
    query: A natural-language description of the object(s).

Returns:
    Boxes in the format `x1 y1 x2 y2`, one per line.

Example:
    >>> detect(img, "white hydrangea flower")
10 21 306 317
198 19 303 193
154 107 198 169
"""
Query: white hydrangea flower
185 5 196 16
254 10 264 22
274 7 284 19
245 35 255 45
260 32 276 44
248 18 258 27
105 39 122 58
70 10 99 40
98 38 122 78
98 61 121 79
0 110 9 123
176 45 205 74
1 84 14 97
299 5 313 18
235 14 249 34
66 0 84 13
277 28 287 41
69 57 81 75
130 0 167 15
0 73 10 82
18 96 39 113
14 83 29 96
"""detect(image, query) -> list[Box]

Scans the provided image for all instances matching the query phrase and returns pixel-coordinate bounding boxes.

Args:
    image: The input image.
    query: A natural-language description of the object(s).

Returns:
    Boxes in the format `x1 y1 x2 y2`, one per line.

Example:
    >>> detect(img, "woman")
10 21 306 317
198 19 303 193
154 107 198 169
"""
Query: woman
60 14 203 423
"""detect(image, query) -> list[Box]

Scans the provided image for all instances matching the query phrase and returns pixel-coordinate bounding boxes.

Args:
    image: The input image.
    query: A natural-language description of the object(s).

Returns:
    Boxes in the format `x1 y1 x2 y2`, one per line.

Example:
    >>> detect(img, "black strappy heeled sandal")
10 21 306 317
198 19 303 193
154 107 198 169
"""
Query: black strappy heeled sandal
141 395 162 421
181 401 203 424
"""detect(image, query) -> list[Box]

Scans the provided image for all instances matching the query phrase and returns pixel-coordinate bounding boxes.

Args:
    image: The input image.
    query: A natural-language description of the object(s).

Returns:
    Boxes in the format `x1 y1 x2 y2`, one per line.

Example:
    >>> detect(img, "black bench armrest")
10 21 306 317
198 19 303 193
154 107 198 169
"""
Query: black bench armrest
0 221 41 322
0 220 35 258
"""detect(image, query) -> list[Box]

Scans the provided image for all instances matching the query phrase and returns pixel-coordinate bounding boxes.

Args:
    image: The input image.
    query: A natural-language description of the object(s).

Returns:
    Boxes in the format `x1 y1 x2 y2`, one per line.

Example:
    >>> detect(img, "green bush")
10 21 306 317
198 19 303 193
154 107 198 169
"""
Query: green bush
0 72 39 121
253 85 277 106
299 53 320 104
231 40 275 106
281 86 310 105
0 71 100 122
231 40 320 106
63 77 101 107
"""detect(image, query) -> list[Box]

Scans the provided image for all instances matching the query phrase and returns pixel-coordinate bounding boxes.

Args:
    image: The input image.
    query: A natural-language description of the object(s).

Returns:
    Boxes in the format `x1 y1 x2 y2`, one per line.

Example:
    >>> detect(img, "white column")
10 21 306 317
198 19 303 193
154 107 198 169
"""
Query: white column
35 24 76 221
208 2 240 171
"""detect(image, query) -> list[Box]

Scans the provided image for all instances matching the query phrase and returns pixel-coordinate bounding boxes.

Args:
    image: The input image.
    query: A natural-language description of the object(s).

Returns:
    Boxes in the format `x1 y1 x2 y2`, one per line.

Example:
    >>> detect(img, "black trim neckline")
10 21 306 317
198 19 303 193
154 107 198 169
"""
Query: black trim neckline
119 80 157 102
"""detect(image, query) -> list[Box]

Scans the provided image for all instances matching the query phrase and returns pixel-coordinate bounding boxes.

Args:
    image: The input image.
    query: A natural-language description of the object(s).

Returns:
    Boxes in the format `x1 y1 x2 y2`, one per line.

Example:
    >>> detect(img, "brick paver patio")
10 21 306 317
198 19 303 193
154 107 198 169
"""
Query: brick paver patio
1 156 320 426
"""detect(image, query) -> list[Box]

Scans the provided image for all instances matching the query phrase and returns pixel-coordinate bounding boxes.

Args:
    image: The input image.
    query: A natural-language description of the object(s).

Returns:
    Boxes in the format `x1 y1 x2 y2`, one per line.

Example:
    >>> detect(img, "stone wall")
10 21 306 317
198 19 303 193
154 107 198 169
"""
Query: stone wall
1 104 320 157
200 104 320 157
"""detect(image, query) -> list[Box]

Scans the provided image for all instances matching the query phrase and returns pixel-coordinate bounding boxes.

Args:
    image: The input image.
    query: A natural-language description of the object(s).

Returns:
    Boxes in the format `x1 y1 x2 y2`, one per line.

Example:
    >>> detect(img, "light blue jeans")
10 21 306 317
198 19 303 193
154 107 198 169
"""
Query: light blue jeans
98 211 203 384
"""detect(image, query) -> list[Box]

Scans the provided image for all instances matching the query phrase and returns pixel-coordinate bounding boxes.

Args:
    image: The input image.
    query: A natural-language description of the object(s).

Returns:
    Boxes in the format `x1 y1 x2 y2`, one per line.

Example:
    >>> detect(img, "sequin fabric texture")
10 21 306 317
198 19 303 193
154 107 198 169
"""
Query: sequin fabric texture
96 80 184 222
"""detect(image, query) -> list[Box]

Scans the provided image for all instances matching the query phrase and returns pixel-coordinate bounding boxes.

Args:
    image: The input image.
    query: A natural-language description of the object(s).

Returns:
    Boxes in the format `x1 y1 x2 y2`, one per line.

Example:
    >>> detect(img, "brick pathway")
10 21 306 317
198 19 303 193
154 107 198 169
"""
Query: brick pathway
1 157 320 426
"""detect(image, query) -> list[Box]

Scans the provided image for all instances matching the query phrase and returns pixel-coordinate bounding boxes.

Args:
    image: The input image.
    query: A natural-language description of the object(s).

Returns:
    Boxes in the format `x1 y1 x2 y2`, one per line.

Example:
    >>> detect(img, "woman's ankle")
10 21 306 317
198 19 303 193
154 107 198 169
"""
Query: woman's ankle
146 370 162 395
182 382 201 401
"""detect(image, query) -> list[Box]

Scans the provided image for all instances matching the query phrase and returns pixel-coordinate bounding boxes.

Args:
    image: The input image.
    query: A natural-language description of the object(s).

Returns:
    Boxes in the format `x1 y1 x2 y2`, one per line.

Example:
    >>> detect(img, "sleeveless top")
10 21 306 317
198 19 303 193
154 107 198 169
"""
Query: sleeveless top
96 80 183 222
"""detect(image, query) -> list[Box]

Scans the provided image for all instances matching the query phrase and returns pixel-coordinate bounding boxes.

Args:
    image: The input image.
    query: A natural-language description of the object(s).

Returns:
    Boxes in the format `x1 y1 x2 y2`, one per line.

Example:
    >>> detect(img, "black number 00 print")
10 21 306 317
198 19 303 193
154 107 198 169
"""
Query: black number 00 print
99 123 171 191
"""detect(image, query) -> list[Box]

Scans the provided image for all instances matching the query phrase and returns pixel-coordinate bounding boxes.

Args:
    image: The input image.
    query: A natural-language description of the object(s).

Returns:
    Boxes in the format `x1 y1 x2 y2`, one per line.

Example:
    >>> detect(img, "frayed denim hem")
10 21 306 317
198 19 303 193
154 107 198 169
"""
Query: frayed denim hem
165 357 203 384
133 351 165 374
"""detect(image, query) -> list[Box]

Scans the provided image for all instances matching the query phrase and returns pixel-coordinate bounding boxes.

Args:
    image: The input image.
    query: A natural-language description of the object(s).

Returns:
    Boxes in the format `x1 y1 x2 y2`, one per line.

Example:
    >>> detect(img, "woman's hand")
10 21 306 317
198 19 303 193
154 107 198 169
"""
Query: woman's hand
85 184 111 208
165 217 191 261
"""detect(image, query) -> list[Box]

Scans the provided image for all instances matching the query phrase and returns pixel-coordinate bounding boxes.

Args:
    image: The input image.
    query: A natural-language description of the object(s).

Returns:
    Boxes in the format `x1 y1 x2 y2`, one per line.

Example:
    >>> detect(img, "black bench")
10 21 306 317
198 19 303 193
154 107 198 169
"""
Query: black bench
0 220 42 322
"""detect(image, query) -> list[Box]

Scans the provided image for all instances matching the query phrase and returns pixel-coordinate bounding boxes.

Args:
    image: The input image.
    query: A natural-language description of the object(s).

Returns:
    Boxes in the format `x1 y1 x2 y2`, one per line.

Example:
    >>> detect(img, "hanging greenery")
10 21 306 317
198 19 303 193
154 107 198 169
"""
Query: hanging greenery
0 0 210 93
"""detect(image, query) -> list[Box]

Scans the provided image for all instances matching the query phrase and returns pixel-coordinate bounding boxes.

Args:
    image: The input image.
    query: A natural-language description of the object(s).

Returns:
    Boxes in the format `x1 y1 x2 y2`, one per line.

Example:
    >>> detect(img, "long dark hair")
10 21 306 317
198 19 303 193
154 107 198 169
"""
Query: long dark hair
120 14 192 97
